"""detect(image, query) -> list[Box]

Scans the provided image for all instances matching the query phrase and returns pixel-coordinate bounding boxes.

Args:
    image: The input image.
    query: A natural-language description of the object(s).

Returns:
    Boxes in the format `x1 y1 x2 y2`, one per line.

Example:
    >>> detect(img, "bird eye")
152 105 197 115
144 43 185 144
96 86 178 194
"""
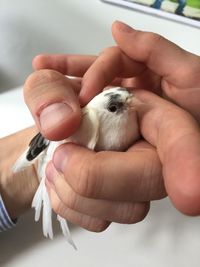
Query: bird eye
108 104 118 113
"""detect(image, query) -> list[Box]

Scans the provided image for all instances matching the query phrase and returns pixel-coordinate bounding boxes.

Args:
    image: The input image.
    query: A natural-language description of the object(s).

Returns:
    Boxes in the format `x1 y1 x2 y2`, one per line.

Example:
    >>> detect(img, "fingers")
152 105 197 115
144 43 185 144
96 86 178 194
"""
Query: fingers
112 21 200 89
133 90 200 215
46 162 150 224
46 163 150 231
32 23 200 121
47 183 110 232
51 88 200 216
1 127 39 218
48 141 165 202
24 70 82 141
80 46 145 104
33 54 96 77
45 140 157 231
112 21 200 121
33 50 146 106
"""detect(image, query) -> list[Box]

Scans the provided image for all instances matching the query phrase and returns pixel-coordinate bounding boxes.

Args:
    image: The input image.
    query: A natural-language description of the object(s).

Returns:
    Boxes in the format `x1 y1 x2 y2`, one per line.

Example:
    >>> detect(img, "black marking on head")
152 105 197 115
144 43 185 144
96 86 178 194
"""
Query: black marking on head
107 94 124 113
26 132 50 161
117 87 128 92
104 92 114 97
106 93 121 103
110 93 120 99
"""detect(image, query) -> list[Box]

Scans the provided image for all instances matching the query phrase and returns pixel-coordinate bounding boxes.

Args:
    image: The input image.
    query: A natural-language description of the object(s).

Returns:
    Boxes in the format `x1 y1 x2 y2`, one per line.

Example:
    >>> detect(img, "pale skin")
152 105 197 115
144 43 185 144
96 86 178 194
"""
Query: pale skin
1 21 200 232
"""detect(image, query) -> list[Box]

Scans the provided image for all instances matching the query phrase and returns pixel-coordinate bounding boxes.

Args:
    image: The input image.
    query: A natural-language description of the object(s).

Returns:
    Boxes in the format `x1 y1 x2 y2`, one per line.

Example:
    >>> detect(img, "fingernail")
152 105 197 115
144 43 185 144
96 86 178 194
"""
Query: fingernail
115 21 133 33
46 161 58 183
53 145 68 173
39 103 73 132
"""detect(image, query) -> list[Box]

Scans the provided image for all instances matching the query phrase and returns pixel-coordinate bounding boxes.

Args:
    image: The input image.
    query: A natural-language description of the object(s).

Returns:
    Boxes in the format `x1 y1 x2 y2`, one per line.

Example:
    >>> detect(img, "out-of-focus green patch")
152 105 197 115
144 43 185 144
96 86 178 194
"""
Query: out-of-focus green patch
169 0 200 8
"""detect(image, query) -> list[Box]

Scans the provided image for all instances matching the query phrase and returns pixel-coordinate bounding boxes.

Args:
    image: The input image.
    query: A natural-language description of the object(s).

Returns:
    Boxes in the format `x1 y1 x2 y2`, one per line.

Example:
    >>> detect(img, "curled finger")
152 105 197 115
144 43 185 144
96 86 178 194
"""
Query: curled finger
51 141 165 202
46 162 150 224
47 182 110 232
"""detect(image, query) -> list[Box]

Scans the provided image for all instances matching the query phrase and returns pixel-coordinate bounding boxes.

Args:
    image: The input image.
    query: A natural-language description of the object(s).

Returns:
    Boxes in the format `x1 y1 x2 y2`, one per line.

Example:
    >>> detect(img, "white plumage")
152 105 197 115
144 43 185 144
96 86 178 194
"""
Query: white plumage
12 87 140 249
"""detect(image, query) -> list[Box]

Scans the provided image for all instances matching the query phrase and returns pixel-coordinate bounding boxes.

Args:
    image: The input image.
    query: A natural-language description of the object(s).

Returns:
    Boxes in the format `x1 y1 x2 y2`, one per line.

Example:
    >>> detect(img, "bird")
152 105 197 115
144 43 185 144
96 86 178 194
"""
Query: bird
12 87 141 249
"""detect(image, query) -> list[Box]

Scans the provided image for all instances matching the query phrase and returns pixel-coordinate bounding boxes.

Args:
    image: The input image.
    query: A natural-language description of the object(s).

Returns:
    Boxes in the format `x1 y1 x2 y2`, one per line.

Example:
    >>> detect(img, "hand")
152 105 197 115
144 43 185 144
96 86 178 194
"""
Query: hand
0 127 39 219
33 21 200 122
44 89 200 232
28 22 200 230
45 140 164 232
0 72 83 221
23 70 164 231
23 70 82 141
0 70 85 222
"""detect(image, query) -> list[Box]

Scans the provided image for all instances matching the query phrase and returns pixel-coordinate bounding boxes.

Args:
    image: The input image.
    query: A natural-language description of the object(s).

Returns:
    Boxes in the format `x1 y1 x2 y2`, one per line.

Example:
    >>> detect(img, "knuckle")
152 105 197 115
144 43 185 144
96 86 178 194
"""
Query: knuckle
149 156 166 200
51 197 62 215
171 178 200 216
75 155 102 198
24 69 62 99
91 221 109 233
135 30 162 46
23 72 38 102
137 203 150 222
127 203 150 224
148 38 163 63
115 203 149 224
32 54 47 69
65 190 80 211
138 31 163 63
27 69 61 85
82 218 109 233
24 69 67 116
141 149 166 200
99 46 121 56
145 32 162 44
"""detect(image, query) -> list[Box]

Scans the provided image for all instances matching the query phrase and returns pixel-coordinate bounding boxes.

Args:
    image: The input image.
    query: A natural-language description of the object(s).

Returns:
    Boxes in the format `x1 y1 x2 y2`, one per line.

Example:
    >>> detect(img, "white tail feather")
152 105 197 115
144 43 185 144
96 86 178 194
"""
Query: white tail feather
42 182 53 239
57 215 77 250
32 179 43 221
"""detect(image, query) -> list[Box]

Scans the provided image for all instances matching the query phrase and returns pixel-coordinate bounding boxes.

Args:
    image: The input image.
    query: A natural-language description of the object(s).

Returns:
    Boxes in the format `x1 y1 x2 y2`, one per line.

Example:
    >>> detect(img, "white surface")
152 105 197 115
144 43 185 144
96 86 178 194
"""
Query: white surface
0 0 200 266
0 0 199 92
102 0 200 28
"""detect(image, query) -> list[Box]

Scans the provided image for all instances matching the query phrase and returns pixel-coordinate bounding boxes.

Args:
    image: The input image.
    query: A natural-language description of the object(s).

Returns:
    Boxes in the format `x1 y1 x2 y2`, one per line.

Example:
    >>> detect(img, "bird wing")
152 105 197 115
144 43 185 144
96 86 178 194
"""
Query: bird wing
12 132 50 173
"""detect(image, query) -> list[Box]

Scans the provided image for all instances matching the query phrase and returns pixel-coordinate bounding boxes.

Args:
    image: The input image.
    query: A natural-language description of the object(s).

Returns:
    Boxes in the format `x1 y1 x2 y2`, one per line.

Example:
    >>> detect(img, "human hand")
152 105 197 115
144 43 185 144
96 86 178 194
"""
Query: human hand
0 71 83 221
33 21 200 123
22 71 165 231
0 127 39 219
23 70 82 141
44 89 200 232
45 139 164 232
110 21 200 123
32 21 200 222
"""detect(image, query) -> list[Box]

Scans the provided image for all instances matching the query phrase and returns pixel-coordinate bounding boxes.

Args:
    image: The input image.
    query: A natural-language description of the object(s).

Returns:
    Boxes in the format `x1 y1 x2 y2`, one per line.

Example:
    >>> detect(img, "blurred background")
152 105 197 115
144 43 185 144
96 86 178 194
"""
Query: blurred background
0 0 199 92
0 0 200 266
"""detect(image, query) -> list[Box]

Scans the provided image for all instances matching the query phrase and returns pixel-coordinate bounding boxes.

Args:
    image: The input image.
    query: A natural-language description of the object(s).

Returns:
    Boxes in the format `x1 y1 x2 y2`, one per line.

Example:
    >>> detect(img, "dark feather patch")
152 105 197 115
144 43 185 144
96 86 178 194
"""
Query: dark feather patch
106 93 124 113
104 92 114 97
26 133 50 161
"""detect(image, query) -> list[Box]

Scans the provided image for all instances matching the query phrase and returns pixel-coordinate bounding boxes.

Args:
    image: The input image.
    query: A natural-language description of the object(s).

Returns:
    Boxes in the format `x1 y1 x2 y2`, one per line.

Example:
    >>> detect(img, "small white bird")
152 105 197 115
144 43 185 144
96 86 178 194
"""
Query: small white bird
12 87 140 249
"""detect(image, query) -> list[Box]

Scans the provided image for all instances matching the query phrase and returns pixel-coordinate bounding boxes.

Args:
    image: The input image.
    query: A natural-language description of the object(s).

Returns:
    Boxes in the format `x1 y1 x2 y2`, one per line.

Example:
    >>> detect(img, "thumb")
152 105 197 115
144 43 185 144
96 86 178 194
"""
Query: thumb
24 70 82 141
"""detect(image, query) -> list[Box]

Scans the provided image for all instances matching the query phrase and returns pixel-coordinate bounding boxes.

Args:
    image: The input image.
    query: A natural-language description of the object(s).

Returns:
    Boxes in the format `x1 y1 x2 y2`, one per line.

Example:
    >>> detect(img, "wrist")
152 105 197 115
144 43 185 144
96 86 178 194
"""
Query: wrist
0 127 39 219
